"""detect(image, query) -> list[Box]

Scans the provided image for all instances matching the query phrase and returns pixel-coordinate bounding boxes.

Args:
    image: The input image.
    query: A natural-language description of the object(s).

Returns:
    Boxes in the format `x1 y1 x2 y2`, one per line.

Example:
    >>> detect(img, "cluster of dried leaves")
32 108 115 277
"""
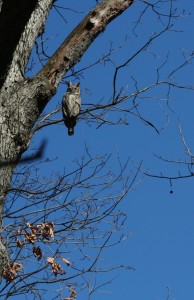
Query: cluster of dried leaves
46 257 66 276
2 221 72 281
46 256 72 276
15 222 55 260
2 262 23 282
25 221 55 243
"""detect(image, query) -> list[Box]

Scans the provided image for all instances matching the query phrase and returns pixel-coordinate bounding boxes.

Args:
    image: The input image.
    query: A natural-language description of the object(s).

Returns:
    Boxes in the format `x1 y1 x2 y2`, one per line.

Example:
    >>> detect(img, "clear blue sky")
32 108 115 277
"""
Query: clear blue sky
21 1 194 299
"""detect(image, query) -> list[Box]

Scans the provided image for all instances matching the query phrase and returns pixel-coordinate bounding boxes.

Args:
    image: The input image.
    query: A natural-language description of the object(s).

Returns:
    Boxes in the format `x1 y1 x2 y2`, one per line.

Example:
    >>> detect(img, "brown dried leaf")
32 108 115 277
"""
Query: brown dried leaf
26 223 40 235
61 257 72 267
17 228 22 234
24 231 36 244
31 227 39 234
16 238 23 248
11 262 23 274
70 288 77 298
2 262 23 282
47 221 54 228
40 222 55 239
32 246 42 260
46 257 55 264
46 257 66 276
2 268 14 282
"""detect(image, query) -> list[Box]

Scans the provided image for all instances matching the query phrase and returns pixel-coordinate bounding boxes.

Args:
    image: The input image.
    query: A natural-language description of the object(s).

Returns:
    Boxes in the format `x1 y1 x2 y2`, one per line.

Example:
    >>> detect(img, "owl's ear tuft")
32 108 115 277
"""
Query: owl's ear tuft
76 82 80 87
68 81 73 87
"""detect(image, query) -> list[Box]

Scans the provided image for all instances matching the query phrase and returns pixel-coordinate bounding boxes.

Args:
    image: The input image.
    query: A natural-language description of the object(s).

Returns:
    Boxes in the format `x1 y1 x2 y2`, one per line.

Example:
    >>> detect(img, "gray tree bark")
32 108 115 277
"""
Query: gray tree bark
0 0 134 279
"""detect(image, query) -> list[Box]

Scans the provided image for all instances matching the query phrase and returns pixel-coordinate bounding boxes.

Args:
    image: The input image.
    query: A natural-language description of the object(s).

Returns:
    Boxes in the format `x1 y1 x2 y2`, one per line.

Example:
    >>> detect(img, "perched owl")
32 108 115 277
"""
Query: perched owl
62 81 81 136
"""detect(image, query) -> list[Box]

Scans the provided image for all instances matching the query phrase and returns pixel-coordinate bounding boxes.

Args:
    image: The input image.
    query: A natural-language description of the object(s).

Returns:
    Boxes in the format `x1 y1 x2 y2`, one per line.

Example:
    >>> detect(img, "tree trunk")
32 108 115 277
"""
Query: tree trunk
0 0 134 279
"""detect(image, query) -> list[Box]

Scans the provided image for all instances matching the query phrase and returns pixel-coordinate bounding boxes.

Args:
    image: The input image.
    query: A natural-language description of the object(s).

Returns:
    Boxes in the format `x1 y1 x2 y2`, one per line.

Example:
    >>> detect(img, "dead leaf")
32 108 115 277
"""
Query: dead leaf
61 257 72 267
24 230 36 244
2 262 23 282
46 257 55 264
46 257 66 276
32 246 42 260
38 222 55 239
16 238 23 248
70 288 77 298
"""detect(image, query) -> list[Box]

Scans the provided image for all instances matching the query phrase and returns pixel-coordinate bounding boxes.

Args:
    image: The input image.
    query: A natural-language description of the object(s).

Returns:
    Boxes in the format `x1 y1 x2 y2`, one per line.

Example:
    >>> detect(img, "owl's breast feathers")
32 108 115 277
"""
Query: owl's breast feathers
62 93 80 118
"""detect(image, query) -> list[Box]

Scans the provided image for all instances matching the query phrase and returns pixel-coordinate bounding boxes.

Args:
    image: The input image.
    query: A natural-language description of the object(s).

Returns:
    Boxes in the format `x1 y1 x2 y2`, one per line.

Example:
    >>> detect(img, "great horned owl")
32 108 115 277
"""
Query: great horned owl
62 81 81 136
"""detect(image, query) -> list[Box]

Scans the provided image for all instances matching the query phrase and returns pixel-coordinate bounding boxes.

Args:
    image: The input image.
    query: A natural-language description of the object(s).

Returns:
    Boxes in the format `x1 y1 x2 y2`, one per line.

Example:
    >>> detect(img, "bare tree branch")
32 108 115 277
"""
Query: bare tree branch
38 0 135 87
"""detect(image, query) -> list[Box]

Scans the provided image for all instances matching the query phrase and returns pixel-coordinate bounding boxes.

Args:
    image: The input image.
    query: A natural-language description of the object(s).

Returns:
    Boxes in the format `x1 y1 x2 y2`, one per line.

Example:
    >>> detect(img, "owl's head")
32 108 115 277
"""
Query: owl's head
67 81 80 94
